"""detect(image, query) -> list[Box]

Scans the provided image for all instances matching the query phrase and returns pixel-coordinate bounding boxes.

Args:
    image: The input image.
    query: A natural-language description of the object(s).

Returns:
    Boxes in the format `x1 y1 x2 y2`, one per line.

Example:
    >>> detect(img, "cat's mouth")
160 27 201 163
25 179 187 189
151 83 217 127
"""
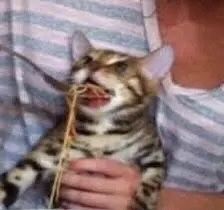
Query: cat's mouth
79 78 113 108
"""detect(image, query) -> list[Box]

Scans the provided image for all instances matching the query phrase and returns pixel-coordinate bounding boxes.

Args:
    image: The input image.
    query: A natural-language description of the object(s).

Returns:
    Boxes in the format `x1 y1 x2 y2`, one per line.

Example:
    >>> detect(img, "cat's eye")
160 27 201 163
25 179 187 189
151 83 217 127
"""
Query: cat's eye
115 62 128 74
82 56 93 65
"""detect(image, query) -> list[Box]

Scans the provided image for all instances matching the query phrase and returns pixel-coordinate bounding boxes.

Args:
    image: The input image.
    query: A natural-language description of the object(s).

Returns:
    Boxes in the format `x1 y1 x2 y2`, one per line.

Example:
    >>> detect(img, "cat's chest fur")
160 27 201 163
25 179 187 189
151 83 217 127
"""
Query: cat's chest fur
68 113 150 162
74 133 144 161
79 117 114 135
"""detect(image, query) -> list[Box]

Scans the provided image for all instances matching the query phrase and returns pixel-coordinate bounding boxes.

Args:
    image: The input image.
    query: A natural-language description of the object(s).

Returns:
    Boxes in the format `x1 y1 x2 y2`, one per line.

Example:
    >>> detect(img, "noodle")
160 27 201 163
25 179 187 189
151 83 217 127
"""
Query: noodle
48 84 109 209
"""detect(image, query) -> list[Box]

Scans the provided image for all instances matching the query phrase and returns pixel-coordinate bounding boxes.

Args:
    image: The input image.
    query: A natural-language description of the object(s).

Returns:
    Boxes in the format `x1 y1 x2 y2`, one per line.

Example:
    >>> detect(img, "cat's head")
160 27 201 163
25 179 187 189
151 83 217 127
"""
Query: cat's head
69 31 174 114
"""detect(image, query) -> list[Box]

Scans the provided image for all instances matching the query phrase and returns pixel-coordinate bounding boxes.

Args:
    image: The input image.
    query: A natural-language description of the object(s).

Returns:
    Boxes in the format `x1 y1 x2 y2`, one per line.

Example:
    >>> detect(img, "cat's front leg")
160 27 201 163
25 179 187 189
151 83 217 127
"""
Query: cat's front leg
0 140 62 208
0 158 47 208
134 167 164 210
0 138 90 208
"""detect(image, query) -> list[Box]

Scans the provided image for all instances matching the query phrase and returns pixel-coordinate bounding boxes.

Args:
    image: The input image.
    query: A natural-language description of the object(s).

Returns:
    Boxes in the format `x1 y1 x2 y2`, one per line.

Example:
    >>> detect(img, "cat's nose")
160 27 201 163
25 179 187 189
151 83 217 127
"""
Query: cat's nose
89 61 101 72
85 78 99 86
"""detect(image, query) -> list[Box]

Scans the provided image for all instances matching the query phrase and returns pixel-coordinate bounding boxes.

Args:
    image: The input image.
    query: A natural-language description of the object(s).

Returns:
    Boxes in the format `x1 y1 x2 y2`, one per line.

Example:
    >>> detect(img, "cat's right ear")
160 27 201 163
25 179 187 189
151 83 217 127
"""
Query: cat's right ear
140 45 174 80
70 31 92 62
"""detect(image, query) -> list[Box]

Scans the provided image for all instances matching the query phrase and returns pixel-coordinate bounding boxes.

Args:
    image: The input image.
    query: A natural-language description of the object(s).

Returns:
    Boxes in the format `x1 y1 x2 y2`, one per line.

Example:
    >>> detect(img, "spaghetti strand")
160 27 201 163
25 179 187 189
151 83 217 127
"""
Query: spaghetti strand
48 83 109 209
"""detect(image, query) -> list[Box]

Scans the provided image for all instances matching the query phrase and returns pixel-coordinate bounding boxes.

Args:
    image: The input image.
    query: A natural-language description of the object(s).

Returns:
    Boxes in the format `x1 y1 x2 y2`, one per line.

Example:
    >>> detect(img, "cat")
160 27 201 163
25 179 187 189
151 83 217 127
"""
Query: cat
0 31 174 210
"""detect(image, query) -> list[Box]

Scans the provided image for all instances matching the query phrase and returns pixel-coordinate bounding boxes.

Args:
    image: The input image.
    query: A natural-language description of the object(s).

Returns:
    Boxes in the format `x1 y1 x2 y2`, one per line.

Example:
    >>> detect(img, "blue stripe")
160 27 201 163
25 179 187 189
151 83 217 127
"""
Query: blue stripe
211 88 224 103
12 12 148 52
40 0 143 25
0 55 13 67
0 11 12 22
0 55 69 82
0 86 15 95
0 120 52 140
159 126 223 162
0 77 17 86
15 59 69 81
13 35 69 59
0 87 16 97
3 138 29 153
26 85 64 105
177 96 224 125
0 76 65 105
0 96 19 105
0 95 64 126
0 111 20 121
0 33 13 46
168 156 215 177
160 101 224 146
0 107 57 125
165 176 218 191
0 150 24 168
0 120 59 159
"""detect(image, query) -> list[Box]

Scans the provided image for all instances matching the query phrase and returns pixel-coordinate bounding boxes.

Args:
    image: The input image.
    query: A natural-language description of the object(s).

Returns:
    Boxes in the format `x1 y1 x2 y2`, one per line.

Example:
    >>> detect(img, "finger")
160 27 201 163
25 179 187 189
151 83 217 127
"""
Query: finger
60 187 131 210
60 201 106 210
61 171 135 195
69 159 138 178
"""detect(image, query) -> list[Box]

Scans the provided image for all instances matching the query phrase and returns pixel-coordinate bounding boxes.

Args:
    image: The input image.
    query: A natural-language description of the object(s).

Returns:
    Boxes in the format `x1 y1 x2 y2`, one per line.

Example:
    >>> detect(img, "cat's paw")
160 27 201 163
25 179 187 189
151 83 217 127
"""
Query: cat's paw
0 184 7 209
0 180 19 209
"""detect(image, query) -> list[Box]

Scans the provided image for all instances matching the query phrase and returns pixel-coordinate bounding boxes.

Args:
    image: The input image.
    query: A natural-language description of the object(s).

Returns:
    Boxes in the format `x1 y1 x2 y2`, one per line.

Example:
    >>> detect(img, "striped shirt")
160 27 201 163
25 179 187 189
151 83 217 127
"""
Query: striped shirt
0 0 160 209
1 1 223 209
157 73 224 193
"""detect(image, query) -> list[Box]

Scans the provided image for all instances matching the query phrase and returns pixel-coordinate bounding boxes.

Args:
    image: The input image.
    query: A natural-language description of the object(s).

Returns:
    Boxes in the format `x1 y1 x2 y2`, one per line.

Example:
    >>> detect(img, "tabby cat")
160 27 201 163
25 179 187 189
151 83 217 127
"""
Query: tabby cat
0 32 174 210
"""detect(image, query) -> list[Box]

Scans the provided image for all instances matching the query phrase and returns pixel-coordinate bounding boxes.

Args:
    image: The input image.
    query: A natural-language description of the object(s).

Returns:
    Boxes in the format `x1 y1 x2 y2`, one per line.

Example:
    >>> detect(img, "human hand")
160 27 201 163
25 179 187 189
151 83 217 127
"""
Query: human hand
59 158 140 210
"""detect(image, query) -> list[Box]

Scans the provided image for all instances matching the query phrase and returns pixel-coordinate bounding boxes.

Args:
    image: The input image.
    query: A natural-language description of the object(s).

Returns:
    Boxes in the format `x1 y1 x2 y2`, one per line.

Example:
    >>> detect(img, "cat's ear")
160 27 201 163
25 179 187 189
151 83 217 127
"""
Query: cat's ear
70 31 92 61
140 45 174 79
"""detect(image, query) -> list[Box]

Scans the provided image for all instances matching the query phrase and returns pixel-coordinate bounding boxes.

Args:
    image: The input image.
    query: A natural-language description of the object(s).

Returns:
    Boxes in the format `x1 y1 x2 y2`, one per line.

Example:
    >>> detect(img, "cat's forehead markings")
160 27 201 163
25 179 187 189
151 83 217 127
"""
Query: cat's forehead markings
89 50 129 65
104 55 129 65
89 51 103 60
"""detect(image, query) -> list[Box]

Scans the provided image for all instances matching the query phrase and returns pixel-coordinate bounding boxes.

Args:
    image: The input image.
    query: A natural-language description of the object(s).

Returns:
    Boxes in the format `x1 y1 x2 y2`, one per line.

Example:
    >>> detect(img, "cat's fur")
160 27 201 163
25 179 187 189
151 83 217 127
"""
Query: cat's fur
0 32 174 210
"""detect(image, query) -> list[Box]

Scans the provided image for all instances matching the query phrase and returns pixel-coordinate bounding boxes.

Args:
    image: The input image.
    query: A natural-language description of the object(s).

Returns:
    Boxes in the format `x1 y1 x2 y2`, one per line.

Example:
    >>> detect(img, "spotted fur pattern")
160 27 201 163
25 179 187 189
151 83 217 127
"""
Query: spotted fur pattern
0 48 167 210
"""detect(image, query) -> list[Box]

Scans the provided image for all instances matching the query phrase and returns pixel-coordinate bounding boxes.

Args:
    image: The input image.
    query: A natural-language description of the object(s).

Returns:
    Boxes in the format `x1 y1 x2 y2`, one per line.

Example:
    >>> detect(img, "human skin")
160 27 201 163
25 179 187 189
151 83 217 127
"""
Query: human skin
156 0 224 210
157 0 224 89
59 159 140 210
59 1 224 209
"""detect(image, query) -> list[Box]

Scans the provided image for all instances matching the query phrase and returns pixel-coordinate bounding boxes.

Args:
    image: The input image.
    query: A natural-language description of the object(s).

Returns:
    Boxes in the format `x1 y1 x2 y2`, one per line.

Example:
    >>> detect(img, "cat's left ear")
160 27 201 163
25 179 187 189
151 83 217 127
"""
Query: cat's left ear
140 45 174 79
70 30 92 62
